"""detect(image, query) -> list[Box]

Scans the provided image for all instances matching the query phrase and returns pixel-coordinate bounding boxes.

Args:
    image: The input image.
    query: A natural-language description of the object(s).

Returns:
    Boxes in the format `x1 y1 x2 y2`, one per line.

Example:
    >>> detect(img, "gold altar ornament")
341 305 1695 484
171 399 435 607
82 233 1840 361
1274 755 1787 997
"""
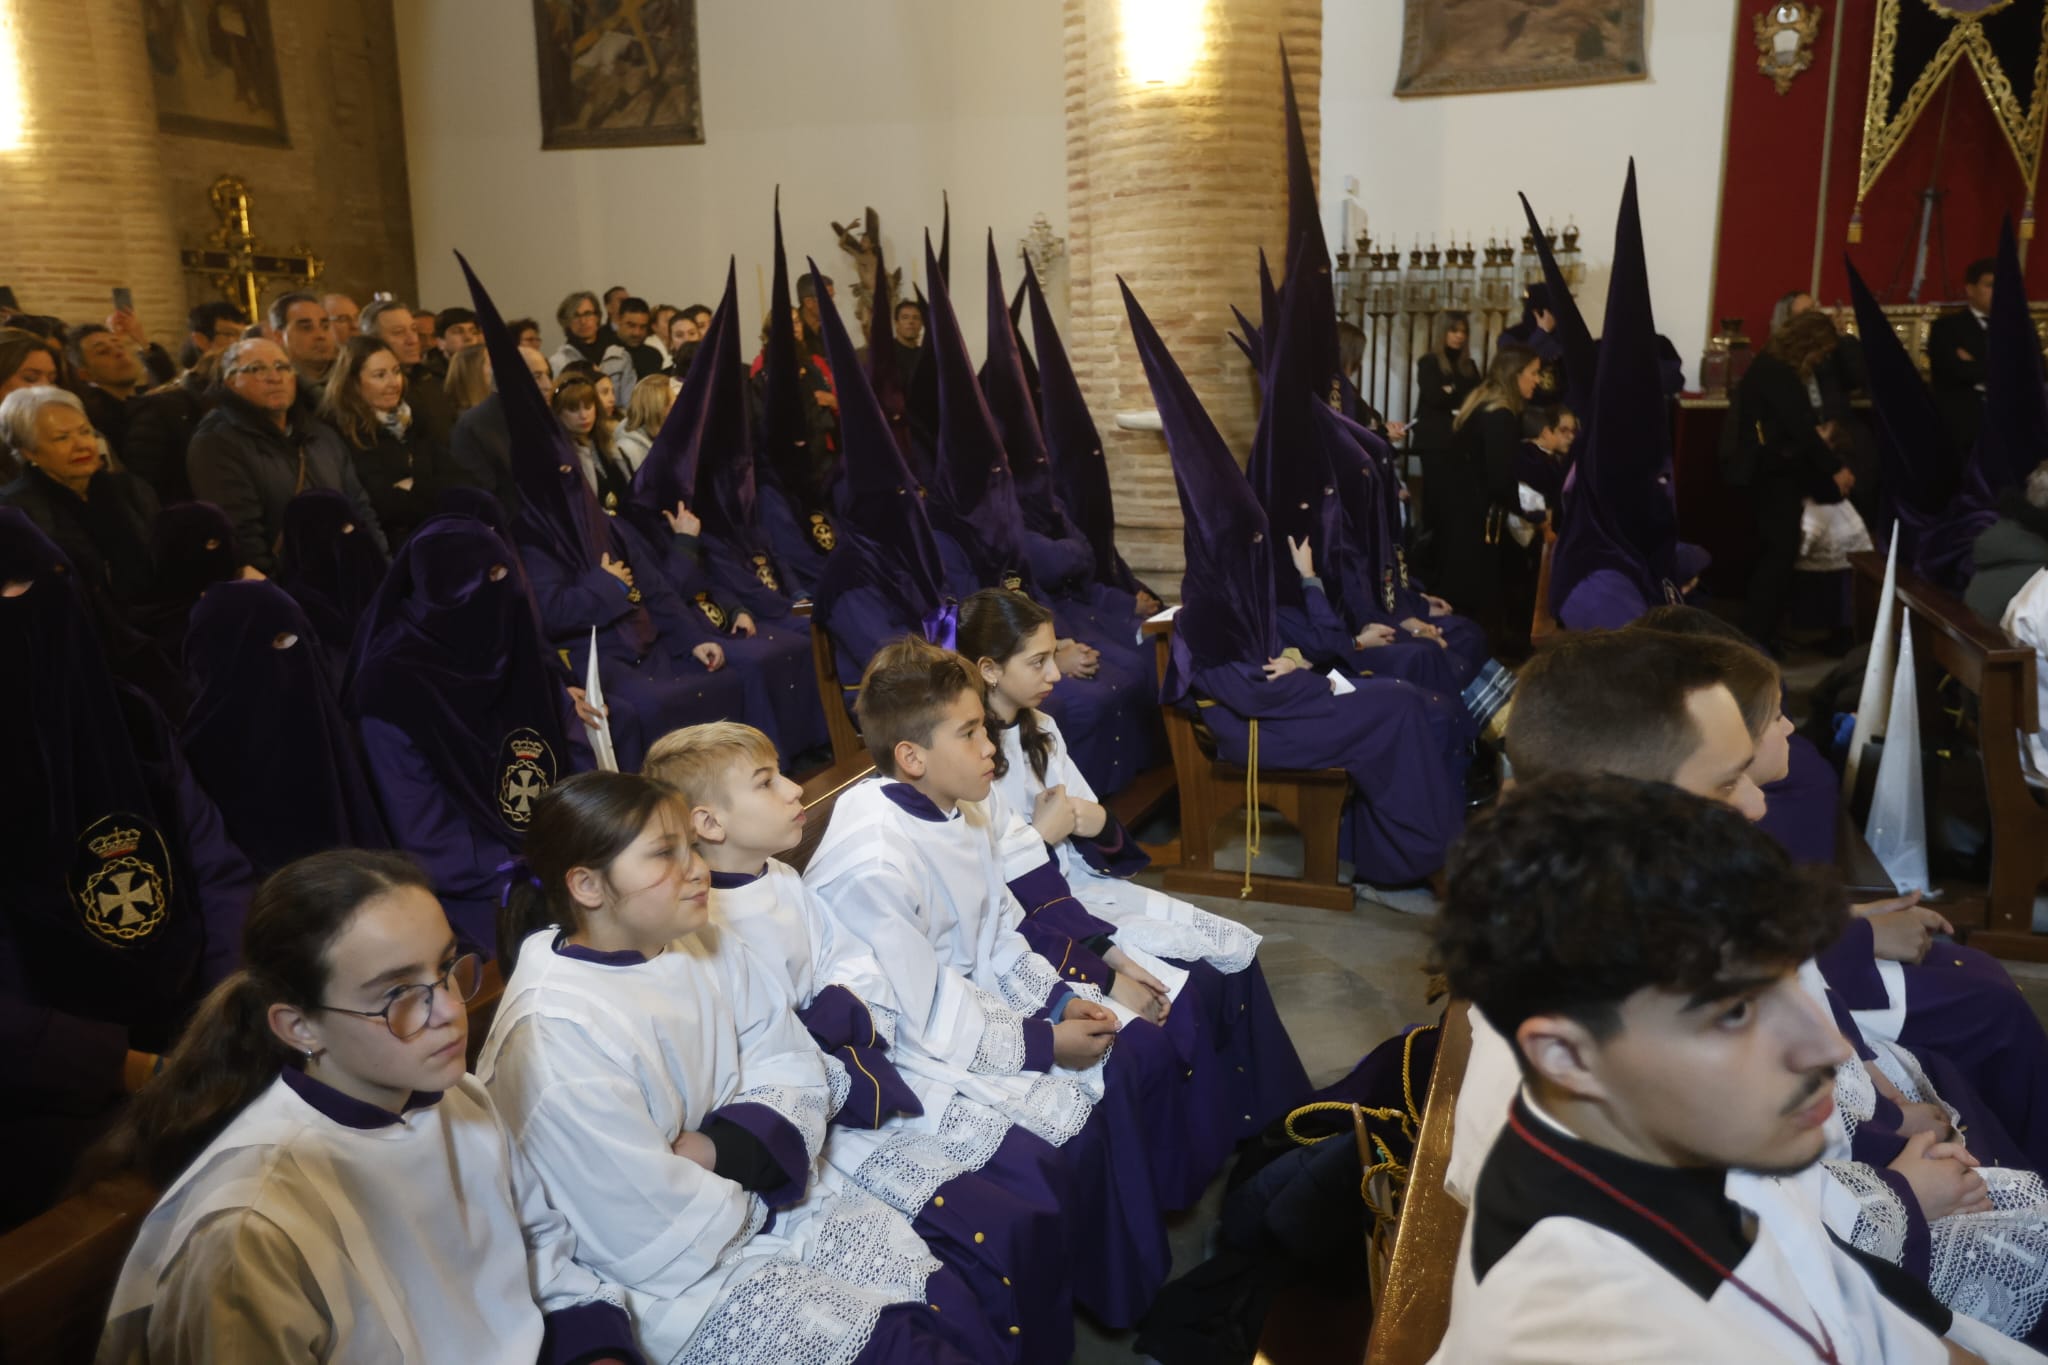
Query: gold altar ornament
1755 3 1823 96
179 176 323 321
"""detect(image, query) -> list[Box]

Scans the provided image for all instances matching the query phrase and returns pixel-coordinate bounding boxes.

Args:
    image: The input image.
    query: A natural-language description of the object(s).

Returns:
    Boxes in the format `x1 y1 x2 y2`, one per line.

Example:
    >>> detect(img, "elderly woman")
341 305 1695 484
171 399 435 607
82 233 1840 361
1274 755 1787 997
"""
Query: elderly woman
546 290 633 403
185 337 387 574
0 385 160 608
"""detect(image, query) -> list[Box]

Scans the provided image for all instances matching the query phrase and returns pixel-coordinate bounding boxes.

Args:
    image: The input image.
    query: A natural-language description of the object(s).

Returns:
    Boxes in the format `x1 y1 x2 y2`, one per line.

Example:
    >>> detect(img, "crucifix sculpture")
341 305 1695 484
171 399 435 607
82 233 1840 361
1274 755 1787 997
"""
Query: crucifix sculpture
180 175 324 320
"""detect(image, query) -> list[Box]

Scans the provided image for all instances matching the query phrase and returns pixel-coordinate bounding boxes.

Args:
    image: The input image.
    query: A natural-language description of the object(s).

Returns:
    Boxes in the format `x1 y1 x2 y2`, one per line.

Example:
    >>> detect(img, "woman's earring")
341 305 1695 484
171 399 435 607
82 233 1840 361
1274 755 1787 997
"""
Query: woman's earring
304 1049 317 1061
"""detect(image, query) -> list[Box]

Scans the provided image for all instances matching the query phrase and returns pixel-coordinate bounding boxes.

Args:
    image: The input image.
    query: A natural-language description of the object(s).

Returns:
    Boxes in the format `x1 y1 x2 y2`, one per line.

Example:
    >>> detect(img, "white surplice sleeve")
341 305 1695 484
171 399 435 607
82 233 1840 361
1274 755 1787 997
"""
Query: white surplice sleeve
716 933 835 1162
137 1209 337 1365
811 847 1054 1078
487 1015 762 1300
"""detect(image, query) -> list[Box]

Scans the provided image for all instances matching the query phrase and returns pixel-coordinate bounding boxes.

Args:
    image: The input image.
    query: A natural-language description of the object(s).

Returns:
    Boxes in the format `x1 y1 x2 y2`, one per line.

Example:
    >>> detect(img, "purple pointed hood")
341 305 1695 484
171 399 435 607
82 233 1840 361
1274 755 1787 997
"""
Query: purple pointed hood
1977 215 2048 496
979 233 1068 540
1845 255 1993 586
902 194 950 482
1518 193 1597 417
1248 232 1349 613
925 232 1032 593
631 259 775 571
809 256 952 638
1121 277 1279 674
759 189 823 509
1279 42 1339 390
455 250 607 572
863 227 913 454
1023 256 1143 596
1550 161 1677 612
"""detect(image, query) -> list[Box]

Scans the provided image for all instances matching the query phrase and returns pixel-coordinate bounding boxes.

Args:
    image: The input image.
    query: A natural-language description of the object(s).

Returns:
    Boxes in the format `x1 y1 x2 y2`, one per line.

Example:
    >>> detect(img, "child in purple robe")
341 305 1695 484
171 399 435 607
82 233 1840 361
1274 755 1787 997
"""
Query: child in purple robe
803 636 1183 1328
961 588 1313 1167
647 722 1076 1365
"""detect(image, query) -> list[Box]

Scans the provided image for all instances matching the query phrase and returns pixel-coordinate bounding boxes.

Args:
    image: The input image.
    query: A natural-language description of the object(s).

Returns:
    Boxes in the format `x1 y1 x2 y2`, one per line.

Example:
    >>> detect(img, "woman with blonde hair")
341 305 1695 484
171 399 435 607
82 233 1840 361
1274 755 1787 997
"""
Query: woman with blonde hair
1437 344 1541 645
442 342 491 419
320 334 465 544
613 373 677 475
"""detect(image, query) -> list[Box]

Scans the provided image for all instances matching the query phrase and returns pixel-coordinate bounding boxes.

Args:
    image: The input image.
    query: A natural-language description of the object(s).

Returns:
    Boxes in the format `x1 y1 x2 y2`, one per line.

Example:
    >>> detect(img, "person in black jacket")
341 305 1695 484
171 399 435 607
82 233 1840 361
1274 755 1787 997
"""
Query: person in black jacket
1736 309 1855 651
185 338 387 574
318 334 470 546
0 385 159 609
1442 345 1540 648
1927 257 1994 462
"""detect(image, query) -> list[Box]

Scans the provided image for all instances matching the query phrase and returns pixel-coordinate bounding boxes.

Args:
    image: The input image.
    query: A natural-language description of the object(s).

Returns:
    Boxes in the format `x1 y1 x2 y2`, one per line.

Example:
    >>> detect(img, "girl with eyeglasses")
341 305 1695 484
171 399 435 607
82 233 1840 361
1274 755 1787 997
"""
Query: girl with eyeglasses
92 849 642 1364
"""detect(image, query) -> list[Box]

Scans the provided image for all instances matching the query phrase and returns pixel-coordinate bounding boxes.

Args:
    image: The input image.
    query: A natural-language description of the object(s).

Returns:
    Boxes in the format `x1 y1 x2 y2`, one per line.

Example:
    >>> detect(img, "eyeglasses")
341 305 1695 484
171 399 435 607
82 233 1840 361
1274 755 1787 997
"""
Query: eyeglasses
230 362 296 377
319 953 484 1040
571 308 600 320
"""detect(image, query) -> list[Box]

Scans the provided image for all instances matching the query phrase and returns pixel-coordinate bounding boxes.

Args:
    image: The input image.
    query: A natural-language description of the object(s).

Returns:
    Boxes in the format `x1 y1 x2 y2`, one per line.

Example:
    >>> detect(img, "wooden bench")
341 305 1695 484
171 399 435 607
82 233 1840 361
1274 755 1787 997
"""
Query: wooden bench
1143 615 1355 912
1359 1000 1472 1365
1850 550 2043 958
0 761 879 1365
804 608 868 769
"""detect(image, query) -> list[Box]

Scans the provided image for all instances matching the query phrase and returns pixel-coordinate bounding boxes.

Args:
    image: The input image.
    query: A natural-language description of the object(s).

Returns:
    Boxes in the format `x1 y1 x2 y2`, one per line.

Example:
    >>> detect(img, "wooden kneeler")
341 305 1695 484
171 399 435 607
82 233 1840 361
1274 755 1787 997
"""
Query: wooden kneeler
1143 616 1355 912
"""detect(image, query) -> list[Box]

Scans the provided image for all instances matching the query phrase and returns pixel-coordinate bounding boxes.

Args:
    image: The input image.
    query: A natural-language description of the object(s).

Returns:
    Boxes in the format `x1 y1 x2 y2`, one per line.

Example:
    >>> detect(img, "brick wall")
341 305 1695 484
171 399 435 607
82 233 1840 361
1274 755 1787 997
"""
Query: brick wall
1063 0 1320 593
0 0 413 344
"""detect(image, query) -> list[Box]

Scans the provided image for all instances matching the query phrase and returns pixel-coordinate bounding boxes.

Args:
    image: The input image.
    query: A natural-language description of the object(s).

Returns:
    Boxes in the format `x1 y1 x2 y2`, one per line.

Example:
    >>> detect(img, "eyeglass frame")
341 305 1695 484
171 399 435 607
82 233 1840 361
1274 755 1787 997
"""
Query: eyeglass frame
227 361 297 377
317 952 484 1040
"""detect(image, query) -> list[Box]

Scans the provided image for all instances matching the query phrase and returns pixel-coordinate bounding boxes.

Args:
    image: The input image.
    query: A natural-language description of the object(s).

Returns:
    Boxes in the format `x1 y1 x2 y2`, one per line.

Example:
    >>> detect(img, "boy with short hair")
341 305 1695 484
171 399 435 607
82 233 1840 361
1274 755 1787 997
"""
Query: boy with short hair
800 635 1196 1327
646 720 1076 1363
1433 775 2012 1363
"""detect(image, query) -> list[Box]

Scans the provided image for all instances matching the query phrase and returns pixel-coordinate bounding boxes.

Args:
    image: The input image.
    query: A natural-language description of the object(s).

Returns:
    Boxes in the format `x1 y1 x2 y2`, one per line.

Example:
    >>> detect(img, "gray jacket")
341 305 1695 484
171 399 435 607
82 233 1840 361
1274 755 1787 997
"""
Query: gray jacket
1967 505 2048 625
186 394 388 574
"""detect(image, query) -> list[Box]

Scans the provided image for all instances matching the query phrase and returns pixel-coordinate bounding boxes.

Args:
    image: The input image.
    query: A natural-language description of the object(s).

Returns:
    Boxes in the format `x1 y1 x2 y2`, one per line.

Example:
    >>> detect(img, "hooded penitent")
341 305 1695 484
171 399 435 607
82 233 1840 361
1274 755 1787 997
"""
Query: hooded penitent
1549 160 1679 626
1022 257 1146 599
1977 214 2048 498
181 579 390 877
1519 191 1597 420
923 232 1034 600
1845 254 1993 589
277 488 390 668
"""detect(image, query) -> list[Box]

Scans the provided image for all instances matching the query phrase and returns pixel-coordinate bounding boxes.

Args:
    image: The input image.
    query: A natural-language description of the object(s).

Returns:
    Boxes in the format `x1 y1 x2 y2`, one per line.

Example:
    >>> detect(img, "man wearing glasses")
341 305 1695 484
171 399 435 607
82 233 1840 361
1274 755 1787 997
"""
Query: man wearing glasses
187 336 387 575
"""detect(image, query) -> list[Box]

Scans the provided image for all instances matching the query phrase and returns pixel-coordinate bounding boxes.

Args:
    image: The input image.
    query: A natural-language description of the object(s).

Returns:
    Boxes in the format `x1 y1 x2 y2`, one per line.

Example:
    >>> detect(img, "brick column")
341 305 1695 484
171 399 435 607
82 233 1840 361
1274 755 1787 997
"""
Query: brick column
1063 0 1321 593
0 0 184 333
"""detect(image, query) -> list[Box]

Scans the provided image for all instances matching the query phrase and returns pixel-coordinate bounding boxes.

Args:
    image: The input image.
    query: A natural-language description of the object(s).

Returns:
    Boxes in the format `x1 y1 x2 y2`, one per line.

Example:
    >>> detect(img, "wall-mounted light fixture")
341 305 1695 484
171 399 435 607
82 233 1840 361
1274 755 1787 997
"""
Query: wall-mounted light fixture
1121 0 1208 87
1755 2 1822 96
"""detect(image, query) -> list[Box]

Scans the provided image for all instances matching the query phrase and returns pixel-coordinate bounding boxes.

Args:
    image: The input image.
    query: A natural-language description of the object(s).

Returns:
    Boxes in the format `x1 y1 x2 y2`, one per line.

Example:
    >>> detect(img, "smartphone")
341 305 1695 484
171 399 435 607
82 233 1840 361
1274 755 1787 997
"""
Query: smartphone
0 286 17 311
112 286 134 314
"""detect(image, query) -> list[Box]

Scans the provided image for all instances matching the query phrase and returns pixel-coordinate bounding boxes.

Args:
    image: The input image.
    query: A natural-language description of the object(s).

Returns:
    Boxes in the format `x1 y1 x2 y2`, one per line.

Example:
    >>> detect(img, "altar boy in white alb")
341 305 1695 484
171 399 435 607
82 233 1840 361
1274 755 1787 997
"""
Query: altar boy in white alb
646 721 1077 1365
1431 775 2025 1365
801 634 1183 1329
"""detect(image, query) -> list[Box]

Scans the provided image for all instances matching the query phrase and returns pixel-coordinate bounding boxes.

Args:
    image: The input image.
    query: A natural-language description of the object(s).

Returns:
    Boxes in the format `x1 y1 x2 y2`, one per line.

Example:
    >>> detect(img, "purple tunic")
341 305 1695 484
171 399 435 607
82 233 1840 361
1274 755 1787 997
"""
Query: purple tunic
1758 733 1839 867
1557 567 1652 631
1189 658 1467 886
1282 579 1478 703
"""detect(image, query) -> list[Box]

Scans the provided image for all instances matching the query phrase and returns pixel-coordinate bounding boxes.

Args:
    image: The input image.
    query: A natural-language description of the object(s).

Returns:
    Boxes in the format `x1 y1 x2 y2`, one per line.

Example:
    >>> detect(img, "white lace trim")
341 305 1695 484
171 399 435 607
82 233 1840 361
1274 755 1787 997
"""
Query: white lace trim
1928 1166 2048 1341
733 1083 830 1165
999 1073 1093 1147
867 1002 899 1050
967 985 1027 1075
1824 1159 1910 1265
677 1259 882 1365
820 1053 854 1122
801 1187 942 1301
997 953 1061 1014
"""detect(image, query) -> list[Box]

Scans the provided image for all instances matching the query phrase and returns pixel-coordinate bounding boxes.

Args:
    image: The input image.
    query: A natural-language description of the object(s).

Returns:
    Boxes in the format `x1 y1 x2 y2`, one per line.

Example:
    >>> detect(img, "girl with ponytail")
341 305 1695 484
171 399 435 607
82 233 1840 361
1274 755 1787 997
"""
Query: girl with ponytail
477 771 1002 1365
95 849 640 1364
958 588 1313 1192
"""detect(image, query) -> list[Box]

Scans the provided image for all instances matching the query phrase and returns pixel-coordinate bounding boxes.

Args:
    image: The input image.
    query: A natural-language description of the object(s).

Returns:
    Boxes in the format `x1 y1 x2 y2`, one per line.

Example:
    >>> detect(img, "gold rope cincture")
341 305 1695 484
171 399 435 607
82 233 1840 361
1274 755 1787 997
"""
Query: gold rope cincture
1242 719 1261 898
1280 1023 1440 1235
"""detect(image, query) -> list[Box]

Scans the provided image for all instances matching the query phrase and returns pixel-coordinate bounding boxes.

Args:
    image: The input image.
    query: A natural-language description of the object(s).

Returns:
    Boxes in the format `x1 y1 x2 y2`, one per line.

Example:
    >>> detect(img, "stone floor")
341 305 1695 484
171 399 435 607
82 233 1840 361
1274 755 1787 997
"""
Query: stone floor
1071 878 1437 1364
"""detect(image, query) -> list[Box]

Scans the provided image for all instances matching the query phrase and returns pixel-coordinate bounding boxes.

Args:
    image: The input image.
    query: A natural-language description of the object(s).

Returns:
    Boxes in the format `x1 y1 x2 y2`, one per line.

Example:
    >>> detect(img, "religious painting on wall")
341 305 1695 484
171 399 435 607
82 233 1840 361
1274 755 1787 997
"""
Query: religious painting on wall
141 0 289 147
533 0 705 150
1394 0 1648 98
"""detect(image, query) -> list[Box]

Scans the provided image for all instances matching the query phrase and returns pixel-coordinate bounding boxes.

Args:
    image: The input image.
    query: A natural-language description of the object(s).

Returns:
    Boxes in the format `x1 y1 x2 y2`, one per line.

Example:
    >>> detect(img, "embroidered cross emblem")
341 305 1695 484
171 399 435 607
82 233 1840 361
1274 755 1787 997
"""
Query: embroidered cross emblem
97 870 156 926
506 768 544 815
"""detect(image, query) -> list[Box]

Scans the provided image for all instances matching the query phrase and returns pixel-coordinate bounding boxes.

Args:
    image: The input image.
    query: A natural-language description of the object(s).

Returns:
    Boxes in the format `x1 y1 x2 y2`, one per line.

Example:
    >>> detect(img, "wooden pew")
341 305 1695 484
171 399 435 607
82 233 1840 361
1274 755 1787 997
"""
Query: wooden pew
805 607 867 769
1143 615 1355 912
1850 550 2044 958
1360 1000 1473 1365
0 763 880 1365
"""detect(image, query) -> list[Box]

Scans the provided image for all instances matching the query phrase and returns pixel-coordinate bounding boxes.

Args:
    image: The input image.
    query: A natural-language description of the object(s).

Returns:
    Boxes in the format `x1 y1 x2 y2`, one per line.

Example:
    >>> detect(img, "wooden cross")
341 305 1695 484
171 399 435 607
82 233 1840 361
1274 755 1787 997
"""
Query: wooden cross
179 175 323 321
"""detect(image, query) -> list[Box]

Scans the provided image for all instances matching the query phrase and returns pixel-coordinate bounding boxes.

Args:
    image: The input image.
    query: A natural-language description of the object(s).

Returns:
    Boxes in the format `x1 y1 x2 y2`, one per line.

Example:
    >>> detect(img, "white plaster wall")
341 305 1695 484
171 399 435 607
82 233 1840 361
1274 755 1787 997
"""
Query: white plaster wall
1320 0 1739 383
394 0 1067 350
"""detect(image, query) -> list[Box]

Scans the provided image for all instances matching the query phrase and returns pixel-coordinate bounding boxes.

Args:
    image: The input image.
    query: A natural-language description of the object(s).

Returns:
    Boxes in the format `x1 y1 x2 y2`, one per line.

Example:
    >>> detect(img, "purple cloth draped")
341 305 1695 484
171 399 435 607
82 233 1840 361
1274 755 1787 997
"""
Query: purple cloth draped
1758 732 1840 867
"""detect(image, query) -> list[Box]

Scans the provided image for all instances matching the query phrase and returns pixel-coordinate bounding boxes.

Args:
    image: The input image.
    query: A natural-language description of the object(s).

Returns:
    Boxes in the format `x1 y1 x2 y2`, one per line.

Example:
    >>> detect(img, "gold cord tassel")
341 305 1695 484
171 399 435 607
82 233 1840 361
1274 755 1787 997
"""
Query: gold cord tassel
1242 719 1261 898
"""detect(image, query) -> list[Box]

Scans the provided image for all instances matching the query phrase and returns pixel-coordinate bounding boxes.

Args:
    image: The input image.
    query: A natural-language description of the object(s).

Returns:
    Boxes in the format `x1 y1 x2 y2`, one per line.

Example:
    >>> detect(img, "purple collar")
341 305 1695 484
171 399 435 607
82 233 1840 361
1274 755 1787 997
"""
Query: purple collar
881 781 954 823
281 1064 444 1131
552 931 651 966
709 866 767 889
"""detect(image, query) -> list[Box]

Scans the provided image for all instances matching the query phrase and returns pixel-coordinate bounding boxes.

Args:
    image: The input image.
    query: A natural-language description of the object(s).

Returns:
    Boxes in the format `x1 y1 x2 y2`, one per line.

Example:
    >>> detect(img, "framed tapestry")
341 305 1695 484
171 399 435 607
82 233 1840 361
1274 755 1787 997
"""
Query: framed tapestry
1394 0 1648 98
533 0 705 150
140 0 290 147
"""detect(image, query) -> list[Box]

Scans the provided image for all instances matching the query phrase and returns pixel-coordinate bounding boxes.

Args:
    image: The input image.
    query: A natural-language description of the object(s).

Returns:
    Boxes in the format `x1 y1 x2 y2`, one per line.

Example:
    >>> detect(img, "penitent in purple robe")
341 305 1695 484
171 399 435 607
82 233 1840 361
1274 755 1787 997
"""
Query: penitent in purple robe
1558 566 1653 631
1757 732 1839 867
1281 576 1481 703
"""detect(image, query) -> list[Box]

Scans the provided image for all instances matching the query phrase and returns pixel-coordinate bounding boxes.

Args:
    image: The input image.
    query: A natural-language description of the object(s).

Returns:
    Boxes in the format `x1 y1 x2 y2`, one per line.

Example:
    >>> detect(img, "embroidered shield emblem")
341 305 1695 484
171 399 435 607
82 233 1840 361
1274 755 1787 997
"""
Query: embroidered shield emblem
1001 572 1023 592
695 592 728 628
752 555 781 591
497 727 558 828
808 512 836 551
73 814 173 948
